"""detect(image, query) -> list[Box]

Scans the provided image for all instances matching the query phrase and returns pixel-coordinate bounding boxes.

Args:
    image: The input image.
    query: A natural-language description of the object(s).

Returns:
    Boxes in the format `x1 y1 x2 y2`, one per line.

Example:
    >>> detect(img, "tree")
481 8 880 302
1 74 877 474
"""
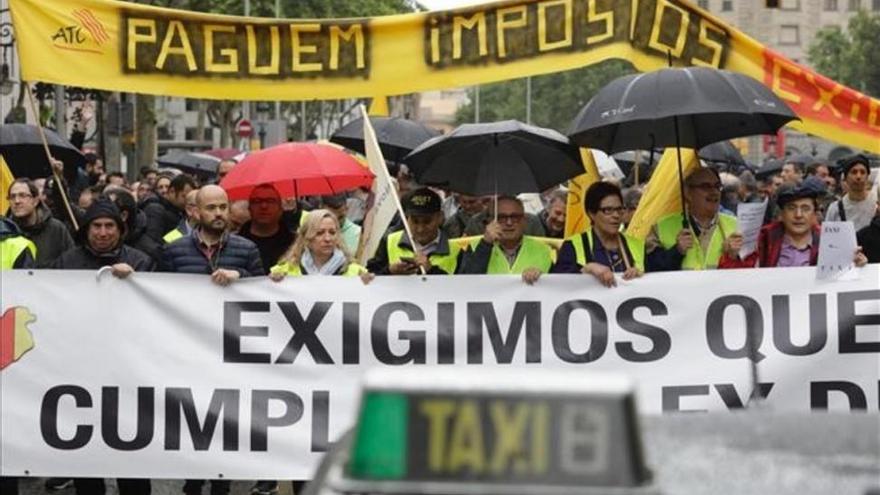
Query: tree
808 11 880 98
455 60 635 132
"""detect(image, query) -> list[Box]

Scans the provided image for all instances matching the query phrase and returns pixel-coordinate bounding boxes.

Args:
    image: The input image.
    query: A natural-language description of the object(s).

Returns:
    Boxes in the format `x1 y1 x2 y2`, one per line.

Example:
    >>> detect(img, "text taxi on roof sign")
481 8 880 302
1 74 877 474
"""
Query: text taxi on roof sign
302 368 657 495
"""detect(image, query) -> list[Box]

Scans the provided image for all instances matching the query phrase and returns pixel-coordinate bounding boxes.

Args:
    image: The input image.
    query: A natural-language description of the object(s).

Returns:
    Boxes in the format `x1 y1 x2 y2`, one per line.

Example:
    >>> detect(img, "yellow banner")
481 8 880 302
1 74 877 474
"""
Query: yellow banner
625 147 700 240
10 0 880 152
0 155 14 215
564 148 601 238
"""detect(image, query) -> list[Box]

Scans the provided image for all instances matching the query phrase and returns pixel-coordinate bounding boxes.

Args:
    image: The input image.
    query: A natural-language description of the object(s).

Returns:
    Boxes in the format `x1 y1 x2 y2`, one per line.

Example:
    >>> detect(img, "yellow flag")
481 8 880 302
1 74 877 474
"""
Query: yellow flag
564 148 601 238
625 148 700 240
368 96 389 117
0 154 15 214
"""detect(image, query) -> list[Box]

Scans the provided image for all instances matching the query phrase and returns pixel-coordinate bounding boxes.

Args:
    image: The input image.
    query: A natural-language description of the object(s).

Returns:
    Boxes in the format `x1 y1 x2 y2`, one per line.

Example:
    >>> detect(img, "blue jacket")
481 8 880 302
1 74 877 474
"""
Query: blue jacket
160 230 264 277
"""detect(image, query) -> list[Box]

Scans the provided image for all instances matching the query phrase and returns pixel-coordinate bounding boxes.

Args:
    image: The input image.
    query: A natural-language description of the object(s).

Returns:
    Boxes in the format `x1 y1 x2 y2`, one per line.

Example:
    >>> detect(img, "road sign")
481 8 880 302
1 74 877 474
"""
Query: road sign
237 119 253 138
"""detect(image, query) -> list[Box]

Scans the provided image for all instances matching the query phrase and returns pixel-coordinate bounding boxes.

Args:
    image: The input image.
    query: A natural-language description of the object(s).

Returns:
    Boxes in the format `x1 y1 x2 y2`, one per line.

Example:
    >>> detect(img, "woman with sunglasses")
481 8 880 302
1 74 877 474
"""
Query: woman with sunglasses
552 182 656 287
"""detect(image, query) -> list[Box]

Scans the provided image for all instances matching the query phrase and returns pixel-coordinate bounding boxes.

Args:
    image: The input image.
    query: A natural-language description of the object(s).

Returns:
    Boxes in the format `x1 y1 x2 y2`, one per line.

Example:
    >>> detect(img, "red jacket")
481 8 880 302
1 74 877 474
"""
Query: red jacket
719 221 820 268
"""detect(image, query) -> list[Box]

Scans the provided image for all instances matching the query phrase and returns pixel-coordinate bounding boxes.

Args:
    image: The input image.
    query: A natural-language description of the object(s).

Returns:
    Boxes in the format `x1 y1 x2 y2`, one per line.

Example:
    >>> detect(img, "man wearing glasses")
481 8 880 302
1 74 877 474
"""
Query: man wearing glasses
650 167 738 270
719 182 868 269
6 178 74 267
459 196 553 284
239 183 294 273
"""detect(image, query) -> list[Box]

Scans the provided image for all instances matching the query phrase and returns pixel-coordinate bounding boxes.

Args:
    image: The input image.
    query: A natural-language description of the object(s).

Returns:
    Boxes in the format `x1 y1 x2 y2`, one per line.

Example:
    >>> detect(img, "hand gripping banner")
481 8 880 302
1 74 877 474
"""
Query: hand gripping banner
9 0 880 152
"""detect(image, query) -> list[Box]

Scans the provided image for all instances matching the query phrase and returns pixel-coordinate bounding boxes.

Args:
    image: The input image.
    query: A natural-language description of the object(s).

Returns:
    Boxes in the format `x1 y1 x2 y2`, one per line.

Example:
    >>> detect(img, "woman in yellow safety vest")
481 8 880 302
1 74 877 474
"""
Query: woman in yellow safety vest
552 182 649 287
269 209 371 280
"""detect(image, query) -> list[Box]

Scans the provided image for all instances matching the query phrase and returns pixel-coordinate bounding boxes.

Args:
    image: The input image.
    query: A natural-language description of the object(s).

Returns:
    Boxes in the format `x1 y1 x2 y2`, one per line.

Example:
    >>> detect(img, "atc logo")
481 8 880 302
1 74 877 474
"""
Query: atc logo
0 307 36 370
51 9 110 54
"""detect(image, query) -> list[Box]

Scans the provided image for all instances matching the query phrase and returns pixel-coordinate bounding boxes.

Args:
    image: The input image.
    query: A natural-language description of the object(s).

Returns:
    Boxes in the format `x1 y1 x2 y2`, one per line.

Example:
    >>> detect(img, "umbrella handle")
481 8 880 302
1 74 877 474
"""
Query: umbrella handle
25 83 80 232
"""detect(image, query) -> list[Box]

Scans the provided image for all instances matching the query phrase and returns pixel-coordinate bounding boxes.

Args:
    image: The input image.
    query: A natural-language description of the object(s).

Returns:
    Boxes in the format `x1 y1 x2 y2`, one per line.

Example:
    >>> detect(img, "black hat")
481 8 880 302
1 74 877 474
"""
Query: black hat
838 154 870 177
402 187 441 215
776 181 823 207
82 198 125 232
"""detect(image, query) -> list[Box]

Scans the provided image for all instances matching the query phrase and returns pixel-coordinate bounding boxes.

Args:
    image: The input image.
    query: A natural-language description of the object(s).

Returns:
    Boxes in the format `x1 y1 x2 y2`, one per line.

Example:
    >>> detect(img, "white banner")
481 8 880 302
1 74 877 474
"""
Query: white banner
1 267 879 478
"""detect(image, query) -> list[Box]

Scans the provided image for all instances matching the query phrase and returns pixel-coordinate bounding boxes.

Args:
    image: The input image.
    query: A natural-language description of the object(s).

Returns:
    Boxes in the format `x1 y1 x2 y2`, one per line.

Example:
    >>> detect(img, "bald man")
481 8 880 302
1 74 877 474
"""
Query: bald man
159 185 264 284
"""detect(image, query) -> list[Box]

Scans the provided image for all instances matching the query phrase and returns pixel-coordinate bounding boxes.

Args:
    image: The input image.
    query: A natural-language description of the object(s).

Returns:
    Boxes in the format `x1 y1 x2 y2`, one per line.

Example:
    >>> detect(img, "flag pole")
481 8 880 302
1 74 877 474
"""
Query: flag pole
25 83 80 231
358 104 426 275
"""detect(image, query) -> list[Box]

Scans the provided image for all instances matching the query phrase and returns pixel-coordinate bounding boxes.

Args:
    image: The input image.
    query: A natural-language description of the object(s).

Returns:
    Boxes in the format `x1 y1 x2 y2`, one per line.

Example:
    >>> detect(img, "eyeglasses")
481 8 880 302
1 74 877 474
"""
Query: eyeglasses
688 182 723 192
597 206 626 215
496 213 524 223
7 192 34 200
250 198 280 206
783 204 815 214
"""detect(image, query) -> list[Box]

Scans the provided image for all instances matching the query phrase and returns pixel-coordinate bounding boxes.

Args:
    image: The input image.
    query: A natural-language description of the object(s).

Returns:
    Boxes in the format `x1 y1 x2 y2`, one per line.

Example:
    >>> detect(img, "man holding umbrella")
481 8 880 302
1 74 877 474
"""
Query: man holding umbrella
367 188 465 275
458 196 552 284
650 167 738 271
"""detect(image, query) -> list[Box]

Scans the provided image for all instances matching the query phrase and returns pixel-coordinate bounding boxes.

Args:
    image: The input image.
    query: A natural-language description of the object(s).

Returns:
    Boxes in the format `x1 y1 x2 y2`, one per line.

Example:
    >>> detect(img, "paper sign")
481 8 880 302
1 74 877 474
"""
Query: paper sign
817 221 858 280
736 199 768 259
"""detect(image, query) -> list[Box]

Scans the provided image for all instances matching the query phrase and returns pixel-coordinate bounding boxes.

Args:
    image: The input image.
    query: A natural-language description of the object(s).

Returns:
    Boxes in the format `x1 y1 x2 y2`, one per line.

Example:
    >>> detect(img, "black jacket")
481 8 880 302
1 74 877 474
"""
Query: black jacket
0 218 35 269
143 196 184 243
14 204 75 268
857 216 880 264
51 244 155 271
159 231 264 277
126 210 163 262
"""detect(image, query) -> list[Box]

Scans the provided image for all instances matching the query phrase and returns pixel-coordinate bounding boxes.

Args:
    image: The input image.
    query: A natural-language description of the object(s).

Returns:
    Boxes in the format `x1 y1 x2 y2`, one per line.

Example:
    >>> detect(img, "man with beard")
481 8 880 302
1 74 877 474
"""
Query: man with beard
160 185 262 283
144 173 196 244
239 184 294 272
649 167 738 270
458 196 552 284
7 178 74 267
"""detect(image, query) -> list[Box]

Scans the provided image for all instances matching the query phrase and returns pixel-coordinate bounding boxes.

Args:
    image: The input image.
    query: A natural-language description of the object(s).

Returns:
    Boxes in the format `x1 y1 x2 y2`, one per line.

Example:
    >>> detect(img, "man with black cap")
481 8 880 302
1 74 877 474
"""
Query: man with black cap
367 187 465 275
51 198 154 273
720 181 868 268
49 198 153 495
825 154 876 231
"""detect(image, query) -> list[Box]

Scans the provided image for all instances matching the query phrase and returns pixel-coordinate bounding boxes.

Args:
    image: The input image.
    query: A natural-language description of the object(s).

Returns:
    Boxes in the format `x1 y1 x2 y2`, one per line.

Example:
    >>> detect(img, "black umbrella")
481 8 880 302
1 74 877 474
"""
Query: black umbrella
156 151 221 178
404 120 583 196
0 124 85 183
569 67 798 222
330 116 441 164
699 141 747 173
568 67 799 152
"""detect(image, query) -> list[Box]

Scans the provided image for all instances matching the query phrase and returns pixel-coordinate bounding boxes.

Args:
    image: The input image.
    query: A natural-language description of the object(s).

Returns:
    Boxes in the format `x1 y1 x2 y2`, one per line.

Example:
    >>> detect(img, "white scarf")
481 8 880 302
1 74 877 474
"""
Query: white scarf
301 248 347 275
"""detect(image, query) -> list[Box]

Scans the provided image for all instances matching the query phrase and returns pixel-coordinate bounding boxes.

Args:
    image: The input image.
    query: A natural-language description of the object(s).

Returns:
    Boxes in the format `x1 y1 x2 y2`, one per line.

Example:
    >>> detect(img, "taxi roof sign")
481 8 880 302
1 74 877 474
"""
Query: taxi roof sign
341 368 653 495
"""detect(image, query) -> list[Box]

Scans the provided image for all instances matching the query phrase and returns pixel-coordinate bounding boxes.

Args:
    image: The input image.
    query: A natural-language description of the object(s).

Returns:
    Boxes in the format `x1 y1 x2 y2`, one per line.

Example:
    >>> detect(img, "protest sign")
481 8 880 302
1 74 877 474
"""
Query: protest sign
737 199 768 259
817 221 859 280
1 267 878 478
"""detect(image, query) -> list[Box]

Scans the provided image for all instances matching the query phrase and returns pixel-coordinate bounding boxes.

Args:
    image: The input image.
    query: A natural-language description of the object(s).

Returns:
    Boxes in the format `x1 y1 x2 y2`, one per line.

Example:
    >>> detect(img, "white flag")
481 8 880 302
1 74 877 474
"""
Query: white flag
356 106 405 265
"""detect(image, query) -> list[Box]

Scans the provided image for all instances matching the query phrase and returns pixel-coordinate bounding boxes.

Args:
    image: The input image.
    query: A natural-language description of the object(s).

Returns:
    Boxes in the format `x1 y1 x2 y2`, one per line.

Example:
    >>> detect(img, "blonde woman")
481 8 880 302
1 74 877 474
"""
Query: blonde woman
270 209 371 280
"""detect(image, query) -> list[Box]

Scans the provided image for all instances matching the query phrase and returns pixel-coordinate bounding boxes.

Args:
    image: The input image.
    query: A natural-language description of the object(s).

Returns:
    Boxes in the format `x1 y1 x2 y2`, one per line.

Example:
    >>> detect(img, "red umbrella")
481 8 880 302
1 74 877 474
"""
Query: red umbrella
220 142 374 201
203 148 241 161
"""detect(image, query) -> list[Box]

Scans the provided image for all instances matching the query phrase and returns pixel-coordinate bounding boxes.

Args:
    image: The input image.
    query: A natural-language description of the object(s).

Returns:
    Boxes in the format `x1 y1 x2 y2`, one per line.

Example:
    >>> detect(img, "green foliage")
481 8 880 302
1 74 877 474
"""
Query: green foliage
180 0 414 17
808 11 880 98
455 60 636 132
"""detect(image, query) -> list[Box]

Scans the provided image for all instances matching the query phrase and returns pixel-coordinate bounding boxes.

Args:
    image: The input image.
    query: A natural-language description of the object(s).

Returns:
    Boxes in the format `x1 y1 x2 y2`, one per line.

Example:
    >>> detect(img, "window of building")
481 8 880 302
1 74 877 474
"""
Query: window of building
848 0 861 10
781 0 800 10
872 0 879 10
698 0 709 9
722 0 732 11
824 0 838 9
779 25 800 45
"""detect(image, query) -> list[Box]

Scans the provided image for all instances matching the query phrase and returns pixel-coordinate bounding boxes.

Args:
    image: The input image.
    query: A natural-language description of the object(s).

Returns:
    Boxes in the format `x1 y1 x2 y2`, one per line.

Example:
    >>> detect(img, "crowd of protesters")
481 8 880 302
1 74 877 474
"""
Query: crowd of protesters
1 147 878 495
